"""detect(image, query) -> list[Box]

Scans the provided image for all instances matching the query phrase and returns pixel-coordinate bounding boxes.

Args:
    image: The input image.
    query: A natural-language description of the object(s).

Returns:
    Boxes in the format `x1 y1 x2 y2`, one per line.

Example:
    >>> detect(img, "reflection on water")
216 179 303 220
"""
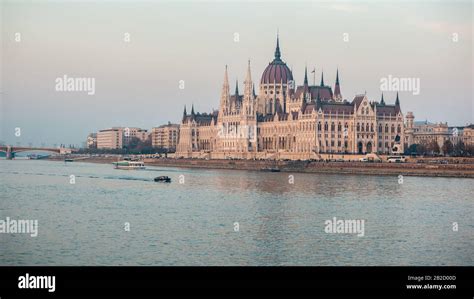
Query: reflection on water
0 159 472 266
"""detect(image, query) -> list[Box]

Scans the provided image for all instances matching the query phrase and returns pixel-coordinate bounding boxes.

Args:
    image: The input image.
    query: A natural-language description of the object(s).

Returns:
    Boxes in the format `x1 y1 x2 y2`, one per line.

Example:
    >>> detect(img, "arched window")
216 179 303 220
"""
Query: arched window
366 123 370 132
397 125 401 133
324 122 328 131
378 124 382 133
331 122 335 131
391 124 395 133
357 123 360 131
318 122 321 130
385 124 389 133
371 124 374 132
338 123 342 132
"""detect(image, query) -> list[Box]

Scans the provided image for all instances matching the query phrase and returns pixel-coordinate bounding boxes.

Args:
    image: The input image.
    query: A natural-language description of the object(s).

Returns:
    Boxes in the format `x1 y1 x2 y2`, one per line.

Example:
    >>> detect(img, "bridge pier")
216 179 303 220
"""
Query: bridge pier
6 146 13 160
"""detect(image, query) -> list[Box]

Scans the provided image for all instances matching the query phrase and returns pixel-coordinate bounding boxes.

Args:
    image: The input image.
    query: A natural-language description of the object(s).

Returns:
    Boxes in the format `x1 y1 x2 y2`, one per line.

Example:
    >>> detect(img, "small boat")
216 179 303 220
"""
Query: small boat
154 176 171 183
64 158 74 162
260 167 281 172
113 160 145 170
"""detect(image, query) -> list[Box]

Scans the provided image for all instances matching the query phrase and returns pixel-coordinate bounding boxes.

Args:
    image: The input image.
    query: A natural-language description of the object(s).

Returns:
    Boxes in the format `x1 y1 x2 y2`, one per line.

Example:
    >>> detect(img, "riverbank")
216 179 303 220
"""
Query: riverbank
47 156 474 178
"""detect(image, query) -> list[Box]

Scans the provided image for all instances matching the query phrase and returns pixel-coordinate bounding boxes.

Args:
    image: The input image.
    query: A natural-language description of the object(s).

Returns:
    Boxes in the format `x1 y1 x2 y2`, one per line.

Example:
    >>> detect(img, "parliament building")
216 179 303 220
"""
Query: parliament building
176 36 406 160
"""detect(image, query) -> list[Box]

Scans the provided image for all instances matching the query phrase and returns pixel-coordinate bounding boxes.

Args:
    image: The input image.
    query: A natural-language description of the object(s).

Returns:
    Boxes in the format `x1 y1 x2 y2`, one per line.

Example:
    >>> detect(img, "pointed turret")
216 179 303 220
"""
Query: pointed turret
235 79 239 95
252 83 256 97
222 65 229 95
334 68 342 100
320 70 325 87
380 93 385 105
182 105 187 122
395 92 401 113
191 104 195 116
219 65 230 116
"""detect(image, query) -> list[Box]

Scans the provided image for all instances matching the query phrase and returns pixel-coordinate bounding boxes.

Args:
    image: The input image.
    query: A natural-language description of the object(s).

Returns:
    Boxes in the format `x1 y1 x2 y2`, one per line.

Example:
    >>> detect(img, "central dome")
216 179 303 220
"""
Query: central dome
260 36 293 85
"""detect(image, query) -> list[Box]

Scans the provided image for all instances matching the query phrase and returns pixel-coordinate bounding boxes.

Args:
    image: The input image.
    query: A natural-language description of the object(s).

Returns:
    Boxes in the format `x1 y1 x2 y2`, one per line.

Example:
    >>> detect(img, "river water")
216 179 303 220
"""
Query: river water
0 159 472 266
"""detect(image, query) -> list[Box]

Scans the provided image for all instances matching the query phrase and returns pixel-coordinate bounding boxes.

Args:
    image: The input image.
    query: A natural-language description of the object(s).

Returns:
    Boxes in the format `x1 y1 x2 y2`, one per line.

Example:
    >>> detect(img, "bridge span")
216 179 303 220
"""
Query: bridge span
0 146 74 159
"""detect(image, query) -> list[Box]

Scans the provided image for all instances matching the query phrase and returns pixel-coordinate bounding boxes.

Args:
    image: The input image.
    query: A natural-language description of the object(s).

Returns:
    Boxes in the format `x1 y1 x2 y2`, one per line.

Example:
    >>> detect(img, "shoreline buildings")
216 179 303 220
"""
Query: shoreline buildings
96 127 149 149
151 123 179 151
86 37 473 157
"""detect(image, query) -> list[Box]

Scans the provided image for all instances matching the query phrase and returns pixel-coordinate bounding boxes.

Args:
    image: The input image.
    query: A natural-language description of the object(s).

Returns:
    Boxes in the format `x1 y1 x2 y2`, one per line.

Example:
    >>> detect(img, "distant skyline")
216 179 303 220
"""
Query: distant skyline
1 0 473 146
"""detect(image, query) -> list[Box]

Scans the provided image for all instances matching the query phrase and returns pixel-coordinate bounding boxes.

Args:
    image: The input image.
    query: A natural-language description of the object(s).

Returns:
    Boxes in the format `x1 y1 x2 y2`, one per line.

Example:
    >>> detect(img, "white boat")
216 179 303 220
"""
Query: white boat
113 160 146 170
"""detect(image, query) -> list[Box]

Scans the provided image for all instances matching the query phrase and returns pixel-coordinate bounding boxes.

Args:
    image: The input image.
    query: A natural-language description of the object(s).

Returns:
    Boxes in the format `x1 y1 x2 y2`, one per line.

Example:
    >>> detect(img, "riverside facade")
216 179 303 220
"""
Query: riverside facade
176 36 406 160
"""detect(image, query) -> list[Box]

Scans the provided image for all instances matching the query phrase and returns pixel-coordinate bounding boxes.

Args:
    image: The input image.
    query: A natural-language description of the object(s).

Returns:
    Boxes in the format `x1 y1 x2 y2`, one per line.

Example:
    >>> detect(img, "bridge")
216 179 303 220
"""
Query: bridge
0 146 74 160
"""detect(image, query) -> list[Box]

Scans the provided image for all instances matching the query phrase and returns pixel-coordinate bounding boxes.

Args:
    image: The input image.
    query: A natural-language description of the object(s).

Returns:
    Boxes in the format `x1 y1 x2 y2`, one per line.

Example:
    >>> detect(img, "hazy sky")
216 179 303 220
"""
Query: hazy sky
1 0 473 146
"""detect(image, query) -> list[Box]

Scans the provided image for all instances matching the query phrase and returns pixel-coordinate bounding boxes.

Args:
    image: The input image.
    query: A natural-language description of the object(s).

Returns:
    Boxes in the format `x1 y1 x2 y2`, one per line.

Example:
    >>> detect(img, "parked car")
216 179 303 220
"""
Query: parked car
387 156 406 163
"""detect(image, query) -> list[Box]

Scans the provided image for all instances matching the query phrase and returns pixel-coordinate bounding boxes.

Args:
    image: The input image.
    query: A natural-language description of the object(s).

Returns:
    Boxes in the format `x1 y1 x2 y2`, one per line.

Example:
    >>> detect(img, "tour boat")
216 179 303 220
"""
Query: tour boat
113 160 146 170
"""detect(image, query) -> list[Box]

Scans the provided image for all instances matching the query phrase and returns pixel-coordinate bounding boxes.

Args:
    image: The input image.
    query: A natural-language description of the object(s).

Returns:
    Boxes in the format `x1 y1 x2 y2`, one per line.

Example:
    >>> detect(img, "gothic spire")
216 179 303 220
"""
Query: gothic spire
244 60 253 99
380 93 385 105
235 79 239 95
320 70 325 87
395 92 400 106
182 105 187 122
245 60 252 83
252 83 256 97
191 103 195 116
334 68 342 100
304 66 308 86
221 65 230 98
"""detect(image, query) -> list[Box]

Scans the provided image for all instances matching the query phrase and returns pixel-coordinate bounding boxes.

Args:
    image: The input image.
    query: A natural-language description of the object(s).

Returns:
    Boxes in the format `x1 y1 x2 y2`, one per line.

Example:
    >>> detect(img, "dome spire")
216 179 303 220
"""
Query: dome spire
274 31 281 61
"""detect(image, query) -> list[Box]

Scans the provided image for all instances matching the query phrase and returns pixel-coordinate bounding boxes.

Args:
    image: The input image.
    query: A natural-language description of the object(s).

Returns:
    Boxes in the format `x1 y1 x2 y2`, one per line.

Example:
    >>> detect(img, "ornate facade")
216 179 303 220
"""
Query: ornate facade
176 36 405 160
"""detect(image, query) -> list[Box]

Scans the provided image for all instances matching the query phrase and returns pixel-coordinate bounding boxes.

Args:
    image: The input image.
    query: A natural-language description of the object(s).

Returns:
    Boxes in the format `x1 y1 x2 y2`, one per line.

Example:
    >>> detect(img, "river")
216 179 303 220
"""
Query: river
0 159 472 266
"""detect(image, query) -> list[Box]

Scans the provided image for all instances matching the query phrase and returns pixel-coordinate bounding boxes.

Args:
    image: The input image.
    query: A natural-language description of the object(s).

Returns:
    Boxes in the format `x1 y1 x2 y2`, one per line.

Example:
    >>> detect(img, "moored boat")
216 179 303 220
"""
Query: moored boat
113 160 145 170
260 167 281 172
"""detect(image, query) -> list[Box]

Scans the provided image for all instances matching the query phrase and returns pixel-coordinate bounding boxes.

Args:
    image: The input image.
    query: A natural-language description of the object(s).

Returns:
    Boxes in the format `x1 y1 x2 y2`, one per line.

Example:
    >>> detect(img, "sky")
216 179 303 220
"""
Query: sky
1 0 473 146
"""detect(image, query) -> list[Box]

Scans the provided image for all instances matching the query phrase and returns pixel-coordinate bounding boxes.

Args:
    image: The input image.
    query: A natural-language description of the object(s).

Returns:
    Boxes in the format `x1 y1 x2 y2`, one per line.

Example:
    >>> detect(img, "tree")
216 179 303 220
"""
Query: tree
453 141 466 156
467 145 474 156
442 140 454 156
416 142 428 156
426 139 440 155
406 144 418 155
